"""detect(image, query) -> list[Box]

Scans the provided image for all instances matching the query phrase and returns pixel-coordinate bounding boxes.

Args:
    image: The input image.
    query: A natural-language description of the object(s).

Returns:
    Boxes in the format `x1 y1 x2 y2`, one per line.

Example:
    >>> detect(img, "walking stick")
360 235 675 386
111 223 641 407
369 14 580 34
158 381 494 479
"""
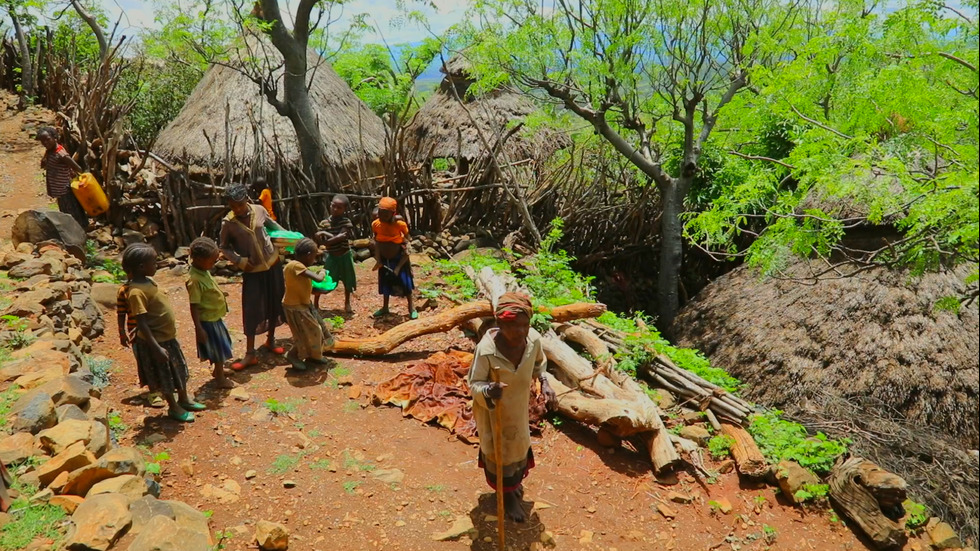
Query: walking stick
490 371 506 551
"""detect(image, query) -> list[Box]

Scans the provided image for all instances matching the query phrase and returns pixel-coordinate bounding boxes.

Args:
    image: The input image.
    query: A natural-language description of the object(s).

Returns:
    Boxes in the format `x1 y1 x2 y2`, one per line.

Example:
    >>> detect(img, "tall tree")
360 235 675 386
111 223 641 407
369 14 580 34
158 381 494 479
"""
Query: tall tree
4 0 40 108
462 0 802 330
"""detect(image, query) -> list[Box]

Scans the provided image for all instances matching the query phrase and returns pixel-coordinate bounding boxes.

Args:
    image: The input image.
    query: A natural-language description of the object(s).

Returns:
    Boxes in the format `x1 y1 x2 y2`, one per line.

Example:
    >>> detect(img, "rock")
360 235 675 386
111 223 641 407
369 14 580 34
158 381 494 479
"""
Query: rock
49 470 71 493
50 495 85 514
370 468 404 485
668 491 694 504
656 503 677 519
431 515 476 541
0 250 31 269
228 387 250 401
163 500 213 545
679 411 706 424
775 460 821 505
284 431 312 450
64 493 131 551
652 389 675 409
282 480 296 488
40 374 94 408
245 470 257 480
678 425 711 446
12 366 65 390
36 441 96 487
61 447 144 496
174 246 190 260
128 514 211 551
717 459 736 474
7 258 56 279
89 283 119 311
86 474 149 501
254 520 290 550
927 522 962 549
711 497 733 515
57 404 89 423
0 432 39 466
179 458 194 476
37 419 94 455
70 294 104 339
9 389 58 434
129 495 175 534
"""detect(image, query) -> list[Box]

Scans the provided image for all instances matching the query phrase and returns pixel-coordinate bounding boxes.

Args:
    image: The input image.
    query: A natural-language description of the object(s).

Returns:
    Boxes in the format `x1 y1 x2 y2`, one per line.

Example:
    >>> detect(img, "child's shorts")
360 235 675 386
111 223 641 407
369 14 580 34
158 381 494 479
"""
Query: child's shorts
322 250 357 291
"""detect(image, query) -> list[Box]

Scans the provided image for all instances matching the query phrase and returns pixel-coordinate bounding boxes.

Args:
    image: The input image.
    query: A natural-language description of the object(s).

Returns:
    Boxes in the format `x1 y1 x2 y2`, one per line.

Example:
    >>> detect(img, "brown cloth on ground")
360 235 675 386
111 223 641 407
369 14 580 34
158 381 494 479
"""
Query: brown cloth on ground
372 350 547 443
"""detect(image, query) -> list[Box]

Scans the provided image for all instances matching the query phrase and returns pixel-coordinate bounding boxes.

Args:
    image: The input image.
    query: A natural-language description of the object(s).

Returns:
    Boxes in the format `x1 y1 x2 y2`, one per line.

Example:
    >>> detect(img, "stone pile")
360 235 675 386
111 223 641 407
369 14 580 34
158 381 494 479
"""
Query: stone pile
1 238 214 550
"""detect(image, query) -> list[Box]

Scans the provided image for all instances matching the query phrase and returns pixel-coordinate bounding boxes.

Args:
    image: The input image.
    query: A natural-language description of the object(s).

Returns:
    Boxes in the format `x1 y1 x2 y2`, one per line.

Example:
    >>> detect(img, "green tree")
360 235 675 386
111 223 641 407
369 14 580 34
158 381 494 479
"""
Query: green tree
461 0 803 330
685 0 978 302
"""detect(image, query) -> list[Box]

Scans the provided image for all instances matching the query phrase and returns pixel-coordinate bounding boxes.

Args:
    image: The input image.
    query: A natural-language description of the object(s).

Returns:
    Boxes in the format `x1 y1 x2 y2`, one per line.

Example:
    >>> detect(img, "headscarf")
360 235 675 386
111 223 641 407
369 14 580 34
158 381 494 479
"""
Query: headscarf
378 196 398 211
495 292 533 321
223 183 249 202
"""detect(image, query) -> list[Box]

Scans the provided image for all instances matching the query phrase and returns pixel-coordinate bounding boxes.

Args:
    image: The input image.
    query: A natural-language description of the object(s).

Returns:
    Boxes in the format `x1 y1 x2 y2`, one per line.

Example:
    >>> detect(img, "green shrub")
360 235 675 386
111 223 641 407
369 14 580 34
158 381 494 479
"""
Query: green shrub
748 410 849 474
793 483 830 503
707 434 736 460
903 499 929 530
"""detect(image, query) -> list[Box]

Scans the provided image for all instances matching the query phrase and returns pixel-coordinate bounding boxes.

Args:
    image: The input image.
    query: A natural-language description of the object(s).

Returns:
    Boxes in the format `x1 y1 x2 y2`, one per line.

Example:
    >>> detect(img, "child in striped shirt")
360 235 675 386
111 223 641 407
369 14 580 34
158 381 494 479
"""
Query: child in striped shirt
314 194 357 315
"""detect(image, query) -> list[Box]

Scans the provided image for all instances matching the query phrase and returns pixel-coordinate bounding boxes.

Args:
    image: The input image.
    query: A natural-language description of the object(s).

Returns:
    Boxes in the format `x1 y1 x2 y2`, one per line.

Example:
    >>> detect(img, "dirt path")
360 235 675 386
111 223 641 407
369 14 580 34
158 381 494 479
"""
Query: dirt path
0 93 53 238
1 89 874 551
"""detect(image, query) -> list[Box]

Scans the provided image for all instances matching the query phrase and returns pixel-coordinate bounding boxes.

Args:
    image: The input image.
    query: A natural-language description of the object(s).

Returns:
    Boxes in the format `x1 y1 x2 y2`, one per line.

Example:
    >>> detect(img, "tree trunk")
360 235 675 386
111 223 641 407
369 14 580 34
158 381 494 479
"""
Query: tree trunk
69 0 108 60
657 176 690 333
8 9 33 108
282 60 326 182
828 457 908 549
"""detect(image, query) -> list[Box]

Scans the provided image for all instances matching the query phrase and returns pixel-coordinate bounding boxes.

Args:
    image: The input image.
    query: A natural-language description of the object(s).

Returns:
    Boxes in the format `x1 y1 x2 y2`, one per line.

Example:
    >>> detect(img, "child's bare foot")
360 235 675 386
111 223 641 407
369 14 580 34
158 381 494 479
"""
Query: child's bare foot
504 492 526 522
215 378 235 389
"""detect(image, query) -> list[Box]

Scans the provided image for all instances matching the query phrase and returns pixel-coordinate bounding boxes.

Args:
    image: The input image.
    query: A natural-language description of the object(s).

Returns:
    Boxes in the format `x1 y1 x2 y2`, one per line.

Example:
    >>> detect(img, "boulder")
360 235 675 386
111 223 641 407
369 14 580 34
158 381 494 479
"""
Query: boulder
62 447 145 496
7 258 58 279
57 404 90 423
775 460 821 505
254 520 289 551
37 419 94 455
36 441 95 487
50 495 85 514
927 521 962 549
0 250 31 269
11 210 86 261
0 432 39 466
70 293 104 339
9 389 57 434
40 374 94 408
162 500 213 545
12 366 65 390
64 493 132 551
86 474 149 501
89 282 119 311
129 495 174 534
128 514 211 551
678 425 712 447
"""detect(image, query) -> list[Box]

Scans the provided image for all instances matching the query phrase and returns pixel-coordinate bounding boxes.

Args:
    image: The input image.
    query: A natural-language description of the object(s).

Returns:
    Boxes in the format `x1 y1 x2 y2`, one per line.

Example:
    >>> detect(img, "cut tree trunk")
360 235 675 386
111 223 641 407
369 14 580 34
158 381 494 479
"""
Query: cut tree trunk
720 423 769 479
330 301 606 356
828 457 908 550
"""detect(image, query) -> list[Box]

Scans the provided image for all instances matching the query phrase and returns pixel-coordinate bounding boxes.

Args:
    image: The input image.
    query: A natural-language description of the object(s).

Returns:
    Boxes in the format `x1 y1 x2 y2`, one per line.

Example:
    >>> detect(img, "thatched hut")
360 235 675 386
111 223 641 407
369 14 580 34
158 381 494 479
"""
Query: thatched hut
154 41 386 187
404 56 565 173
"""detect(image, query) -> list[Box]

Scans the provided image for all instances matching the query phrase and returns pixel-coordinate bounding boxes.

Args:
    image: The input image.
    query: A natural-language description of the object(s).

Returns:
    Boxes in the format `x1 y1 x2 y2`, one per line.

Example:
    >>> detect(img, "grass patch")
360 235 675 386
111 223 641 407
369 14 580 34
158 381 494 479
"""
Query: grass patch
342 480 361 494
707 434 735 460
309 459 331 471
425 484 445 492
108 411 128 441
0 482 68 549
0 385 21 430
341 449 374 472
343 400 360 413
268 453 302 475
264 398 304 415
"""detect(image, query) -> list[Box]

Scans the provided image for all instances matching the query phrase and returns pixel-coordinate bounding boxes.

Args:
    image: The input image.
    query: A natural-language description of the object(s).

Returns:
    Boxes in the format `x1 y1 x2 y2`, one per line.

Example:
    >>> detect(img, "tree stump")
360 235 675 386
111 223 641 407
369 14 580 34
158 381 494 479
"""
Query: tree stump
828 457 908 549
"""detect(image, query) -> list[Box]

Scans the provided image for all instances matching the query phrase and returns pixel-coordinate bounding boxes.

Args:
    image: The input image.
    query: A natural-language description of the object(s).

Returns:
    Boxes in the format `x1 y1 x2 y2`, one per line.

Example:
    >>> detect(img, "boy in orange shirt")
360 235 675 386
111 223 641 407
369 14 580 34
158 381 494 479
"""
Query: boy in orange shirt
251 177 276 221
371 197 417 319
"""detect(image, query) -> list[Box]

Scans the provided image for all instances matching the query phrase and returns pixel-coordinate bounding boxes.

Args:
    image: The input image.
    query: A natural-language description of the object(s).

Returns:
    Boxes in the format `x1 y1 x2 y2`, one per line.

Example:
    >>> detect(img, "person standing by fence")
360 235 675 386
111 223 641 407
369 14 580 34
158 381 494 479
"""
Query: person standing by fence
36 126 88 230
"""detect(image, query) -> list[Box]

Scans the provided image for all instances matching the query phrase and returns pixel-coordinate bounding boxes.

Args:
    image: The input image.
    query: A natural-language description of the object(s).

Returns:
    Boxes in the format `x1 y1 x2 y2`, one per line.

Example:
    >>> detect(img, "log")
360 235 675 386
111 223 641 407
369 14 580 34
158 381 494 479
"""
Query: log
330 301 606 356
544 374 658 437
720 423 770 479
829 457 908 550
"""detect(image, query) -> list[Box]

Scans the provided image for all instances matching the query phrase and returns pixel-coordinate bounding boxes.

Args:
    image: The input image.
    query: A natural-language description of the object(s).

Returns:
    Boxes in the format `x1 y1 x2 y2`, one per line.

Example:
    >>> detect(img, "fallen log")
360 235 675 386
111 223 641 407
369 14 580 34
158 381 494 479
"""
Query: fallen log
544 374 656 437
829 457 908 550
720 423 770 479
330 301 606 356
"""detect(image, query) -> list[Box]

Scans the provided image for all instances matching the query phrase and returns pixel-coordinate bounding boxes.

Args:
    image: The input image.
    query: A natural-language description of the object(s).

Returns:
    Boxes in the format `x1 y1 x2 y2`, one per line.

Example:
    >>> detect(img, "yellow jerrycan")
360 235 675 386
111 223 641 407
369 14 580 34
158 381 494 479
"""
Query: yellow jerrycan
71 172 109 216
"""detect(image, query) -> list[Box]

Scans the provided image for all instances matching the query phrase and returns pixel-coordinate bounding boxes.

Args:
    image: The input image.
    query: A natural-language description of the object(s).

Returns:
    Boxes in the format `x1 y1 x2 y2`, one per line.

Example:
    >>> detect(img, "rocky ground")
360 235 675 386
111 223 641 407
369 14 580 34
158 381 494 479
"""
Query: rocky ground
0 90 948 551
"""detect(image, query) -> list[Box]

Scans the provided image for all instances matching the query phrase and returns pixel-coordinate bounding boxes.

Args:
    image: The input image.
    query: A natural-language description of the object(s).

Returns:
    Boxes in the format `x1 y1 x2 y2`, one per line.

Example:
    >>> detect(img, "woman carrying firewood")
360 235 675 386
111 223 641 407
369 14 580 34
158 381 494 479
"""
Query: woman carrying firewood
468 293 556 522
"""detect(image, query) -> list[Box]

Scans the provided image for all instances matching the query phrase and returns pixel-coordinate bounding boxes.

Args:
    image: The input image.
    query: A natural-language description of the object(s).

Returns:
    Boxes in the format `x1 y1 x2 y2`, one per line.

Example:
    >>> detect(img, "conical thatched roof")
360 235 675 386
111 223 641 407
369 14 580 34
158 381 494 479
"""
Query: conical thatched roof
154 39 386 178
404 56 566 163
674 260 979 448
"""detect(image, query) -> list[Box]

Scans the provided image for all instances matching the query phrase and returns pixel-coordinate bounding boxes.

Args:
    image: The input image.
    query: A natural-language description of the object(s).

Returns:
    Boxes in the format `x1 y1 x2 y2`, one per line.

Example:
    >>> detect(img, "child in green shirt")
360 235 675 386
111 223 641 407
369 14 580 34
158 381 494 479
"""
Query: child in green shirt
186 237 234 389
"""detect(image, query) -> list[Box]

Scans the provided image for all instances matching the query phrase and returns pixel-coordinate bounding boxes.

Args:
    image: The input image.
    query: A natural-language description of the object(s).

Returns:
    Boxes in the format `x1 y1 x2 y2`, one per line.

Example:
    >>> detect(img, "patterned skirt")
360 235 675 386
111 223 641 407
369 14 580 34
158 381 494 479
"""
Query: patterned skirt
283 304 334 361
132 338 189 395
478 448 535 493
196 319 233 365
377 254 414 297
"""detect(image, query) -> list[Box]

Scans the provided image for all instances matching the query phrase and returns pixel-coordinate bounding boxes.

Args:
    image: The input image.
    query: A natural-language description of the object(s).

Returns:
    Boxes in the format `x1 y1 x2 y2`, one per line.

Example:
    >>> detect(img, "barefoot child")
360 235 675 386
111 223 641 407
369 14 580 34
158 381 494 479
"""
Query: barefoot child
371 197 417 319
117 282 164 408
314 194 356 315
122 243 205 422
468 293 556 523
186 237 235 389
282 238 335 371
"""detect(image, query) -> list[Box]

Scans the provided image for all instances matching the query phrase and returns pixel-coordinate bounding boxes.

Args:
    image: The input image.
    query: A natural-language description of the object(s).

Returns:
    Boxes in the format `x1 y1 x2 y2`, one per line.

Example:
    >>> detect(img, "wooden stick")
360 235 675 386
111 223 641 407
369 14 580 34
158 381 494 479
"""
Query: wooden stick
490 370 506 551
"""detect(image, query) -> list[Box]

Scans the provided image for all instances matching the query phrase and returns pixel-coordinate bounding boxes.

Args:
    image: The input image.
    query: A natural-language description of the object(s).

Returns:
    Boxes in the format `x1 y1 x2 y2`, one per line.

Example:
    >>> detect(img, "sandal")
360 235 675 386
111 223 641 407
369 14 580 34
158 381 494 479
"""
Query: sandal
231 355 259 371
409 310 419 320
145 393 166 408
372 308 389 318
168 408 195 422
260 343 286 355
179 401 207 411
288 359 309 371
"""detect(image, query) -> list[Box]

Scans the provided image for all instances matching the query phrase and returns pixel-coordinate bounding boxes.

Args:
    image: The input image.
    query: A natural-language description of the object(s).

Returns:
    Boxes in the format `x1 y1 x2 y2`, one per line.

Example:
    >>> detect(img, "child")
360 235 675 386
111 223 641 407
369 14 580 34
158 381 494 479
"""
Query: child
251 176 276 221
186 237 235 389
117 281 164 408
314 194 356 315
122 243 205 422
371 196 417 319
282 238 335 371
468 293 556 523
36 126 87 229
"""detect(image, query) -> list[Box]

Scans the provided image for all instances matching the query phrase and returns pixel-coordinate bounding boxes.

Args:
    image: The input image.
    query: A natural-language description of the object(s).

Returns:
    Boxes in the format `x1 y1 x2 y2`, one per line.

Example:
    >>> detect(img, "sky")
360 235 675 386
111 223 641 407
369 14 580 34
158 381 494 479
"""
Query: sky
94 0 472 45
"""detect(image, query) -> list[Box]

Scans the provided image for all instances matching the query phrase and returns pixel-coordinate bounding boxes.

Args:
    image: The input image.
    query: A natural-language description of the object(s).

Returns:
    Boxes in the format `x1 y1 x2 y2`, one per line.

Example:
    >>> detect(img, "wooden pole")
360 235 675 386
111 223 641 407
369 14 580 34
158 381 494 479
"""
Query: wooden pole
490 369 506 551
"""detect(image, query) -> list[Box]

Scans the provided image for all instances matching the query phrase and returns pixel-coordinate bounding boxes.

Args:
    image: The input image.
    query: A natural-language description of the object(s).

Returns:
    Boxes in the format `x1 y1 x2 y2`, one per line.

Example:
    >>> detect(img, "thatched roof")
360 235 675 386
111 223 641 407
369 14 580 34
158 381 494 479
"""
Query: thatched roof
796 162 905 223
673 259 979 449
154 39 386 177
404 56 566 162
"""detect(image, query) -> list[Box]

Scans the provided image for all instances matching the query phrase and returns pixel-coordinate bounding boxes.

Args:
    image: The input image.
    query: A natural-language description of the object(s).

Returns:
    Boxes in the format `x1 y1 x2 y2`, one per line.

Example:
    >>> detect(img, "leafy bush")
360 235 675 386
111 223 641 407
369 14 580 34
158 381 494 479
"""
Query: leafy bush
793 483 830 503
86 355 113 389
903 499 929 530
518 219 594 306
748 410 849 474
707 434 736 460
